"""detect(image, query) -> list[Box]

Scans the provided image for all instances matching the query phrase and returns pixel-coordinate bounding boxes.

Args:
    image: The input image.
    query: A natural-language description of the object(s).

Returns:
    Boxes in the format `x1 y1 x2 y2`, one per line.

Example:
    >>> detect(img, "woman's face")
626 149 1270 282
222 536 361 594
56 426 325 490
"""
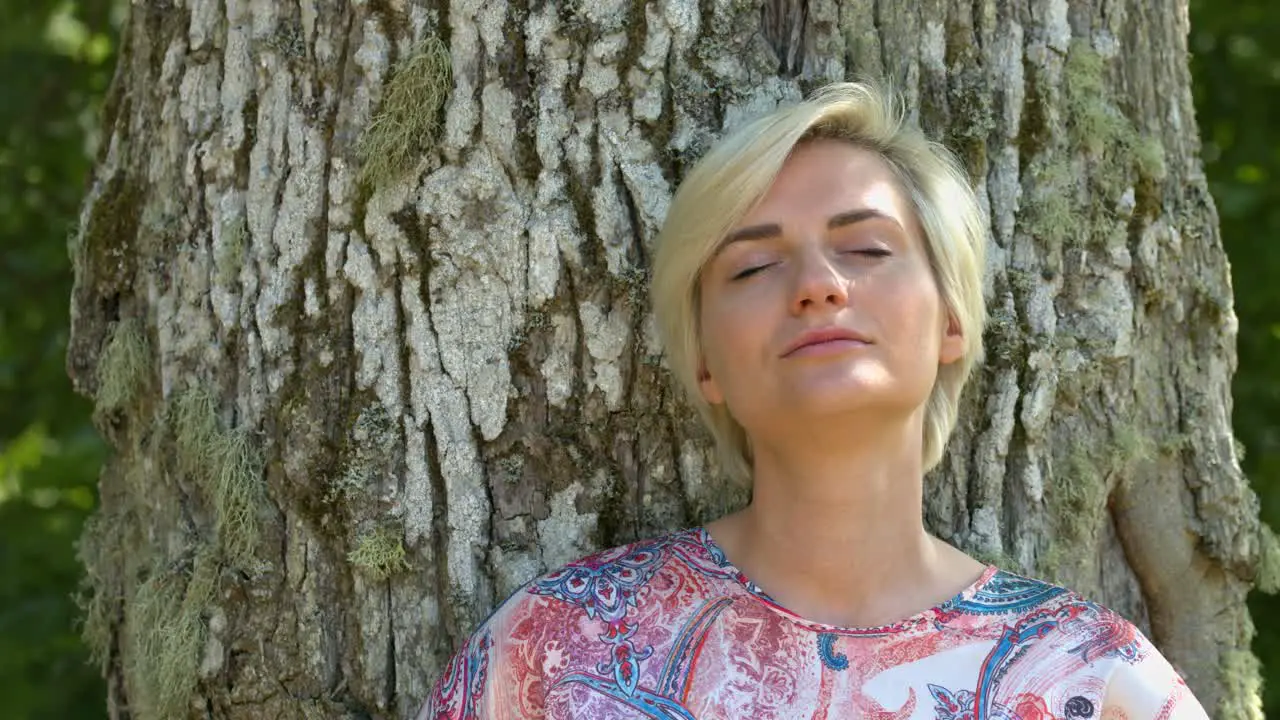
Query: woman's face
696 140 964 436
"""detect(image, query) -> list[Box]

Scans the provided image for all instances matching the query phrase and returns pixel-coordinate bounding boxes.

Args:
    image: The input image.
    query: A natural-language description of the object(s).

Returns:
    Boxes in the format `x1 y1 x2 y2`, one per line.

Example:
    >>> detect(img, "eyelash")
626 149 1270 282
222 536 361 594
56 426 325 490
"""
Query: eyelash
731 264 772 280
730 249 891 281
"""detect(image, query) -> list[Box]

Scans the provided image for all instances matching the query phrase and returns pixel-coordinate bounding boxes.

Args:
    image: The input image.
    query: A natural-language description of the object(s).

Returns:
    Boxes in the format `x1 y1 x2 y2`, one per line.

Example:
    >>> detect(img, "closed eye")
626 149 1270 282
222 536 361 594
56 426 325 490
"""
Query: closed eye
731 263 774 280
844 248 892 257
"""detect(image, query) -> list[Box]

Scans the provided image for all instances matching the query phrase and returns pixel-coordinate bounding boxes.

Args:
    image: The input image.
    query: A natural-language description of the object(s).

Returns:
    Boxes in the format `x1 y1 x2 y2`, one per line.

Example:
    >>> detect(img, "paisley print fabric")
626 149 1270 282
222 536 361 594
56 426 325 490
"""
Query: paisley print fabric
418 528 1207 719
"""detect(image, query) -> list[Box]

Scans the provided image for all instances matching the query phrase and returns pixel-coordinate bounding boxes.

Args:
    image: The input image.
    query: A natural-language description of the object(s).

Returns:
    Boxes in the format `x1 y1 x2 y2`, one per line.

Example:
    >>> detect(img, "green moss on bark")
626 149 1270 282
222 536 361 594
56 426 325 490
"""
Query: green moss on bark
123 548 219 720
215 215 247 286
170 388 265 569
1256 524 1280 594
357 36 452 188
77 510 129 669
329 403 397 502
1062 40 1167 198
1023 156 1075 248
1219 648 1265 720
348 525 411 580
95 318 151 415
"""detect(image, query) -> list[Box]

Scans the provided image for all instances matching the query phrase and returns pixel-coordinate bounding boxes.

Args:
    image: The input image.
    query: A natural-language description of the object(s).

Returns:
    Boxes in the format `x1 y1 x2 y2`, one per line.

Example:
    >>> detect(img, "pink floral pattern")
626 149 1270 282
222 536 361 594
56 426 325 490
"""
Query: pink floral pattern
418 528 1208 719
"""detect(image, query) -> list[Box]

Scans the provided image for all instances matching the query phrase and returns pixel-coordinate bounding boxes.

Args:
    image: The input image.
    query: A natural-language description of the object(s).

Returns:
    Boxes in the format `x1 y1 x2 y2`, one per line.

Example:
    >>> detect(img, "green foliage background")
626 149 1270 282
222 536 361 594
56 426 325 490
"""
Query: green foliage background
0 1 1274 717
1190 0 1280 713
0 0 117 717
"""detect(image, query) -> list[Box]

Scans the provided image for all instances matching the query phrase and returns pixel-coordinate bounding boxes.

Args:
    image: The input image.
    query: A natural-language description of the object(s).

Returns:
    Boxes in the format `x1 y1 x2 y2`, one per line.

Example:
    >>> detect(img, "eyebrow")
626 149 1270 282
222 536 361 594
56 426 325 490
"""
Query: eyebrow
717 208 898 250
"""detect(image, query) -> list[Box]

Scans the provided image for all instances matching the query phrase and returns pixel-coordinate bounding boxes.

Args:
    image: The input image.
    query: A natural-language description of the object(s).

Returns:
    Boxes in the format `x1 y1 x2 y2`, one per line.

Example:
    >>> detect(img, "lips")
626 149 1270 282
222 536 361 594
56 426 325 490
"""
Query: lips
781 326 872 357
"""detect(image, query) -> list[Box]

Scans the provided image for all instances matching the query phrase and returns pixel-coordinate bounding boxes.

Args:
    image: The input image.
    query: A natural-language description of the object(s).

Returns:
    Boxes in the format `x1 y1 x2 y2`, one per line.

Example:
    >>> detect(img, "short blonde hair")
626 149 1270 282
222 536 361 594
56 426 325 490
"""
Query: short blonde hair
650 82 988 482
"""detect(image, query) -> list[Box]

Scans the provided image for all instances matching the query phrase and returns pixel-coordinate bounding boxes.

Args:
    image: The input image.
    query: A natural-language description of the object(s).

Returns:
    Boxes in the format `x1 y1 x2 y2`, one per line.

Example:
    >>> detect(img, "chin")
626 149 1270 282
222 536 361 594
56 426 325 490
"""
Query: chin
789 384 900 414
785 370 934 414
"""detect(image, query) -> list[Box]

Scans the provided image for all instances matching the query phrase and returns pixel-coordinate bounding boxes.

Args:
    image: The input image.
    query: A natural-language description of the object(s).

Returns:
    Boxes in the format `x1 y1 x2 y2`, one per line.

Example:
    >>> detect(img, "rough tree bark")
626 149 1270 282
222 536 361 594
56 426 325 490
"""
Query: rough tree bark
68 0 1269 718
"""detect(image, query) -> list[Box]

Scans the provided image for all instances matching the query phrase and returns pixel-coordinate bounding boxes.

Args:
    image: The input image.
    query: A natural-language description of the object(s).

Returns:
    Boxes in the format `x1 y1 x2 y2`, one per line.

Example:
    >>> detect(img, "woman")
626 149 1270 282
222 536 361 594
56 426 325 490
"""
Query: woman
417 83 1208 719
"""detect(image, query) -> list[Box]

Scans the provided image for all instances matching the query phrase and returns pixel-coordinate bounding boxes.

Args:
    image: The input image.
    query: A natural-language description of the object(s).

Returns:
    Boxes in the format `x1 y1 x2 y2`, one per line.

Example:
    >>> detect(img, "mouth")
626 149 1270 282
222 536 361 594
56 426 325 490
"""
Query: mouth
782 327 872 357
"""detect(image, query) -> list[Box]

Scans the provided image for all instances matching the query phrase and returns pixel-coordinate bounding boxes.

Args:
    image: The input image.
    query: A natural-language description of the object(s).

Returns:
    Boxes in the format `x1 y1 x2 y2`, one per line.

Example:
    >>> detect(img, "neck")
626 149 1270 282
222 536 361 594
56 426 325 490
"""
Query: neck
707 413 984 627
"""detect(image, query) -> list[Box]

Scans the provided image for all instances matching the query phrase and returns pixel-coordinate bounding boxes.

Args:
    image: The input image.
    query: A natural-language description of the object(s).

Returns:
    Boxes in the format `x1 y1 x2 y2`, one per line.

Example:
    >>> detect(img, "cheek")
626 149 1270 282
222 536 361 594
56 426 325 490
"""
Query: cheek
699 297 763 373
699 304 735 365
870 271 945 342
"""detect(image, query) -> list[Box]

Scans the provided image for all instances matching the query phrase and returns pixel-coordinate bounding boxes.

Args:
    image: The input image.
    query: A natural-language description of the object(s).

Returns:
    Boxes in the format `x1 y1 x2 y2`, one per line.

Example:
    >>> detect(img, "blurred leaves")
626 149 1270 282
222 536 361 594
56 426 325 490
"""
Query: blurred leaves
0 0 118 718
1190 0 1280 714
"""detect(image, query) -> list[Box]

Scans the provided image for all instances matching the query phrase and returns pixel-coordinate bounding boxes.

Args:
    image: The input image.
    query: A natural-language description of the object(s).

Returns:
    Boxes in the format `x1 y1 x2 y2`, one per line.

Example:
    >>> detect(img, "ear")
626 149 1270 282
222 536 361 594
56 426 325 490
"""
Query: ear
697 360 725 405
938 312 965 366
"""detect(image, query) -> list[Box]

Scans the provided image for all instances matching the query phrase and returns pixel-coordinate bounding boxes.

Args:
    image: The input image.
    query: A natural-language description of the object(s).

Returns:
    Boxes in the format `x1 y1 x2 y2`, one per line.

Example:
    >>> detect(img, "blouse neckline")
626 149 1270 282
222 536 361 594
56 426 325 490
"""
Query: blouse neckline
688 526 1001 636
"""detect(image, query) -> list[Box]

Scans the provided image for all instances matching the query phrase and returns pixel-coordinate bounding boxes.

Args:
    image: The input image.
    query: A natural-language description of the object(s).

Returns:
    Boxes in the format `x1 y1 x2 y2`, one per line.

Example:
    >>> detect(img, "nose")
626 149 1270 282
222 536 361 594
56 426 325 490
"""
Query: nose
789 247 849 314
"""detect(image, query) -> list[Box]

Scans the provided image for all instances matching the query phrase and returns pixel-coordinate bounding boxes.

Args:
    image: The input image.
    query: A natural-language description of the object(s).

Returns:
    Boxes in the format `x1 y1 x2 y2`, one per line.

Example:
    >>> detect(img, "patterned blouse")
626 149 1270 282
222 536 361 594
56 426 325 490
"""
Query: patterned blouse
418 527 1208 719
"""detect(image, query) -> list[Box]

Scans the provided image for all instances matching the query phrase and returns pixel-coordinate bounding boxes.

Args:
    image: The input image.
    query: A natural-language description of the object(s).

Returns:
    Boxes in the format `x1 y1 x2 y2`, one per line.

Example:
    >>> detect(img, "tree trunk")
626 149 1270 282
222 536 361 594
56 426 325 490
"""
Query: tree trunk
68 0 1267 718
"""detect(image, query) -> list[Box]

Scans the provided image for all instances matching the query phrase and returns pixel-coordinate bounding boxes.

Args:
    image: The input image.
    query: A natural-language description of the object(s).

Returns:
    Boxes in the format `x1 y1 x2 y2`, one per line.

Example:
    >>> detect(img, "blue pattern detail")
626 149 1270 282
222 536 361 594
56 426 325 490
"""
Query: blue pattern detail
930 601 1098 720
530 544 668 622
530 543 669 696
594 620 654 696
817 633 849 671
945 571 1066 616
656 597 734 699
928 682 1024 720
462 631 493 719
928 684 979 720
429 629 492 719
555 595 736 717
672 529 754 584
971 615 1060 718
555 672 698 720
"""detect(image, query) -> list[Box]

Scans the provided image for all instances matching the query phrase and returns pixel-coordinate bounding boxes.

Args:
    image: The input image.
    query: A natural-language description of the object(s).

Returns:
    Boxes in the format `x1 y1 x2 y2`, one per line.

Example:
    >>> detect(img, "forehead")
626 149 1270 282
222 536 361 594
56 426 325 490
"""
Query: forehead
736 140 915 228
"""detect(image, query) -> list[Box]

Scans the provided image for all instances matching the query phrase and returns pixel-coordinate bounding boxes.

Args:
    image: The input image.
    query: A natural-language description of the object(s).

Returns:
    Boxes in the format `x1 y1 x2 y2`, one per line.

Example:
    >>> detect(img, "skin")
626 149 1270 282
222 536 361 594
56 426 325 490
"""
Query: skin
698 139 986 629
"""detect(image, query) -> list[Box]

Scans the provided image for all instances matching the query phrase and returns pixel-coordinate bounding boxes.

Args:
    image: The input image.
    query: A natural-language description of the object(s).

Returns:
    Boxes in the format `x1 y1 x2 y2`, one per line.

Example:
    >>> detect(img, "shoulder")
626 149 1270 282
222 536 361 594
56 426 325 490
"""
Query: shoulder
474 527 706 643
942 567 1075 619
973 570 1209 718
487 526 713 612
971 570 1149 663
504 525 726 620
1097 628 1210 719
485 525 728 630
418 527 721 719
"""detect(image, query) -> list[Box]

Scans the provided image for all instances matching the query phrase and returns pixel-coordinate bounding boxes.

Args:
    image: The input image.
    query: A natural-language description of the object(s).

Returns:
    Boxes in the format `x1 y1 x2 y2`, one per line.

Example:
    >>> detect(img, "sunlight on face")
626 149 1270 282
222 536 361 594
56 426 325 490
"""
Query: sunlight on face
696 140 964 441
